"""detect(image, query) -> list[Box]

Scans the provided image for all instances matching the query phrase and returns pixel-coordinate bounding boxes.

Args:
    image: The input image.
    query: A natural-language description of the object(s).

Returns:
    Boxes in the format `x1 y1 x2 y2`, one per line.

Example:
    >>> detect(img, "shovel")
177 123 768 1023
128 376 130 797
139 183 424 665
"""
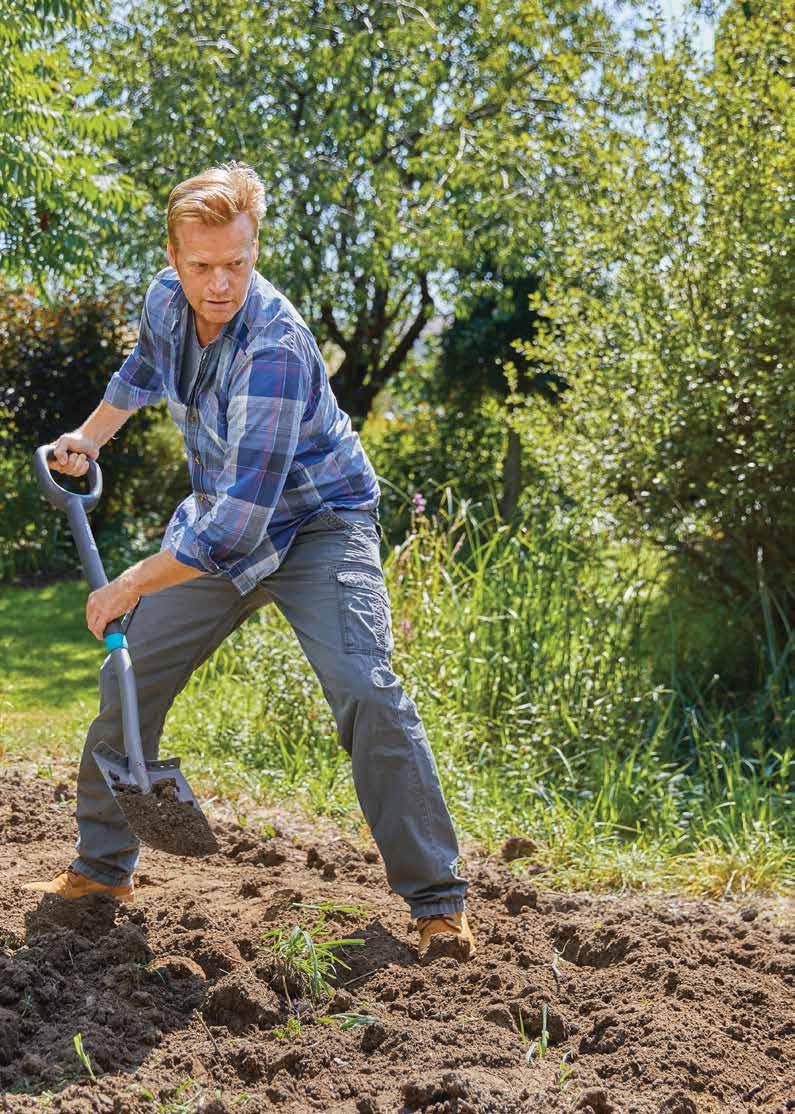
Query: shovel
33 445 219 857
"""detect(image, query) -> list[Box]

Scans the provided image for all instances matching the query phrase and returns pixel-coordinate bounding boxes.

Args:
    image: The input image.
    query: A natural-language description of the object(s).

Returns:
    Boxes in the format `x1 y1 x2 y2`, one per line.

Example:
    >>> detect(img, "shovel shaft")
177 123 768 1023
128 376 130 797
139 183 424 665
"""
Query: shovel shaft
64 498 151 792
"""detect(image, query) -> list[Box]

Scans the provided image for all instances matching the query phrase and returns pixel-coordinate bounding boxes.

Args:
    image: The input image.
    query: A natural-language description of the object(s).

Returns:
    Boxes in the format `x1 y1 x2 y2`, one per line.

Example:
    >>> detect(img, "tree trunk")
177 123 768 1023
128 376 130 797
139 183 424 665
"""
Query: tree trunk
498 427 522 521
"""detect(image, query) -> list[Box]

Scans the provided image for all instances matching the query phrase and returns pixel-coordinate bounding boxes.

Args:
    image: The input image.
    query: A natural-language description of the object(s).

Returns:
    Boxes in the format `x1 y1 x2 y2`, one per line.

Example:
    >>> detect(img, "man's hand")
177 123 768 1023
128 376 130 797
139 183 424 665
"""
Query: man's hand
86 576 140 641
85 551 201 640
51 431 99 478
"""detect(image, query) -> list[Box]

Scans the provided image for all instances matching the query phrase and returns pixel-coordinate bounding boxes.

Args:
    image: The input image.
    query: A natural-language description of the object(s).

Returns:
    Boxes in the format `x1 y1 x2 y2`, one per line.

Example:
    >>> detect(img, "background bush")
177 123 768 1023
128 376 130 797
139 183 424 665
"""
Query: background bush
0 284 188 579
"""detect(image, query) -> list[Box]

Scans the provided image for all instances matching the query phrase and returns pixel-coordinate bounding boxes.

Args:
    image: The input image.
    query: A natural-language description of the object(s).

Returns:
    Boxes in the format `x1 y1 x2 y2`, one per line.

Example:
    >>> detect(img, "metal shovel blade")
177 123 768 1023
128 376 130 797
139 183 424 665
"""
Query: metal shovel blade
93 742 219 857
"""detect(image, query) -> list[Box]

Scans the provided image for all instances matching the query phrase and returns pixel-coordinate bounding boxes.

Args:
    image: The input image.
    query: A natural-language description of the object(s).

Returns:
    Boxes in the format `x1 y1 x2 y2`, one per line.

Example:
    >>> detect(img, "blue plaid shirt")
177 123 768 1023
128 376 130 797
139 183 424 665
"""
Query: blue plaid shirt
104 267 379 594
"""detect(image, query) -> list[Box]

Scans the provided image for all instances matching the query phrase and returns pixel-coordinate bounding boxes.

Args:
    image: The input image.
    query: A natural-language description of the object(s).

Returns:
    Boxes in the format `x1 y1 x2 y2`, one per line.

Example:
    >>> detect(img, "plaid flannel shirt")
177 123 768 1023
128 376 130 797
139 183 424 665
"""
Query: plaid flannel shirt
104 267 379 594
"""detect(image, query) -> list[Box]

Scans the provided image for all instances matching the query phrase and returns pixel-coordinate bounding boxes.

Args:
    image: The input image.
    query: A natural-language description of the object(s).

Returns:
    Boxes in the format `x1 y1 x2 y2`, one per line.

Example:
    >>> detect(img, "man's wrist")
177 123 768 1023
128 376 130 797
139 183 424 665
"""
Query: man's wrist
74 427 103 453
117 569 142 607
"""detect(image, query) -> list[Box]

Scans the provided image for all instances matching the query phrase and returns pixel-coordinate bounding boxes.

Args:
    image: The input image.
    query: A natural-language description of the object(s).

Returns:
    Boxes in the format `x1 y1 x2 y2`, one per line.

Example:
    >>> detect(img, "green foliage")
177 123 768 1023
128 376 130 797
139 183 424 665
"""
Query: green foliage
72 1032 96 1082
2 497 793 893
440 270 565 406
93 0 621 417
154 496 793 895
259 911 364 1004
362 396 506 537
0 0 141 282
515 2 795 627
0 285 188 578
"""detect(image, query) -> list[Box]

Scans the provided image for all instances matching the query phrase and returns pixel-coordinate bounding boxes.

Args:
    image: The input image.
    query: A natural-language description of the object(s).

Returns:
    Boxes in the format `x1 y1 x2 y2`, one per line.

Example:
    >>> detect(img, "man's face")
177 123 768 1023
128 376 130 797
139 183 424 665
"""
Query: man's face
167 212 259 339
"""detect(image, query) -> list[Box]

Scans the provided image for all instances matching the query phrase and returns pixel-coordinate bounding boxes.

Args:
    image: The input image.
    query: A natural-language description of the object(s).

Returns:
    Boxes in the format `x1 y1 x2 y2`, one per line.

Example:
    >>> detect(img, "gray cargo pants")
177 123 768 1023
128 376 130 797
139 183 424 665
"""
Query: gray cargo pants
70 508 467 920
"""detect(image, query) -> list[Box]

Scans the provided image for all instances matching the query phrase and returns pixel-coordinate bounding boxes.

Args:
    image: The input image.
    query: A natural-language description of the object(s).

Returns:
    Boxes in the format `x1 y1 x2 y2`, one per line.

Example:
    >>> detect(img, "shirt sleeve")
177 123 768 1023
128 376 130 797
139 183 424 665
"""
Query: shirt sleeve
163 338 310 578
103 286 165 410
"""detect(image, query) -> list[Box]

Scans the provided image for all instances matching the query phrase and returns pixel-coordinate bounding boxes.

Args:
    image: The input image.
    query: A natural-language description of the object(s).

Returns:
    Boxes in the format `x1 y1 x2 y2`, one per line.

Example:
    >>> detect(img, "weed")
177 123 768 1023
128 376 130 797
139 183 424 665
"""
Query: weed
259 910 364 1003
72 1033 96 1083
273 1017 302 1041
319 1011 378 1030
557 1053 575 1089
522 1004 550 1065
158 1078 204 1113
295 900 369 918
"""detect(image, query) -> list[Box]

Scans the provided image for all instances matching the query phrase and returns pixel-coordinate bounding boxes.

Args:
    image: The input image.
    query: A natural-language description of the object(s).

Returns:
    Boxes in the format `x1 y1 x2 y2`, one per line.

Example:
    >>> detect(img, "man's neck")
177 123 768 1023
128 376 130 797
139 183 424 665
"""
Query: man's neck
194 315 222 347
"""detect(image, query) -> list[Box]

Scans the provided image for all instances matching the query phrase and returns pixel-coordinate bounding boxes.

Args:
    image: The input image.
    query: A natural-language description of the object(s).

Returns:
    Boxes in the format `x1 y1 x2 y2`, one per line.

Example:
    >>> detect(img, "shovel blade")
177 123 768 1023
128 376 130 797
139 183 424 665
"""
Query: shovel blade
93 742 219 857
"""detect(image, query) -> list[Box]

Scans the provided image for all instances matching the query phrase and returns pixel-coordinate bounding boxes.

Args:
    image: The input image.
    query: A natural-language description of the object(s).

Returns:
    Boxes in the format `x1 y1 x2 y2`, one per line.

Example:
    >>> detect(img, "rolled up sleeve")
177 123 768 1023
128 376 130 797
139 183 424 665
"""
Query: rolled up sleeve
103 288 165 410
163 340 309 579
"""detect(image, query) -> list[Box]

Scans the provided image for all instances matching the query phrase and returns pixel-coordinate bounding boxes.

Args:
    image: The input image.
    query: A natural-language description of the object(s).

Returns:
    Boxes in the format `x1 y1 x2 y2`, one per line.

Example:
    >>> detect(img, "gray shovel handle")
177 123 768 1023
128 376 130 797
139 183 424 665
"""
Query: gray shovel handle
33 445 151 792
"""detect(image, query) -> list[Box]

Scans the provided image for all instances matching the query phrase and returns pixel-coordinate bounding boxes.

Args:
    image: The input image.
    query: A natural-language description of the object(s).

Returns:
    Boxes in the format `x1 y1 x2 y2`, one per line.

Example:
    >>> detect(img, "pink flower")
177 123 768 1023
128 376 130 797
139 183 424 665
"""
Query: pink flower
412 492 427 515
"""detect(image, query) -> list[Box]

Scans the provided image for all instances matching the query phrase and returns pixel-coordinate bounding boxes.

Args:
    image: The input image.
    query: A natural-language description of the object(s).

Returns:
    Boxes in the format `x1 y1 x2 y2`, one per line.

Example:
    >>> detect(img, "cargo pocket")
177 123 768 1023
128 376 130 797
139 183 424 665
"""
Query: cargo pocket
335 567 394 656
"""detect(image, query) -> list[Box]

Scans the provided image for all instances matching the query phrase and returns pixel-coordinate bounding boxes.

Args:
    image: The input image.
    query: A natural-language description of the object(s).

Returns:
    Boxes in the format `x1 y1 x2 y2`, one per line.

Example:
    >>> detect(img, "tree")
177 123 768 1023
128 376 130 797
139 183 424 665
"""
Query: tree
440 267 569 518
0 0 139 282
515 1 795 623
95 0 621 421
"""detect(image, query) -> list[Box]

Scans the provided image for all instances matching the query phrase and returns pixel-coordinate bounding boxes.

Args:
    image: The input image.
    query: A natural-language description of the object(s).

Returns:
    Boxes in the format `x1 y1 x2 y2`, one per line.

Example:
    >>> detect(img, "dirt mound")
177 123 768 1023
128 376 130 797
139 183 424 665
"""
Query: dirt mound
0 767 793 1111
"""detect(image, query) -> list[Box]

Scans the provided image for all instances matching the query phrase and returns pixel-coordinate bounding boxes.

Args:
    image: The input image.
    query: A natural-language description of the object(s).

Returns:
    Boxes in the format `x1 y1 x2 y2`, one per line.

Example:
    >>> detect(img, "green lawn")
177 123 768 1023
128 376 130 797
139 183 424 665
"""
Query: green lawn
0 581 100 759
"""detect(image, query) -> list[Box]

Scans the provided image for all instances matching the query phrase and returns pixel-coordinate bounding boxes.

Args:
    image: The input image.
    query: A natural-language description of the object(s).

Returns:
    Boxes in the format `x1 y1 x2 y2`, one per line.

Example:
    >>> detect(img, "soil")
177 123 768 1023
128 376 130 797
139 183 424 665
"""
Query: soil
0 764 793 1113
111 774 219 858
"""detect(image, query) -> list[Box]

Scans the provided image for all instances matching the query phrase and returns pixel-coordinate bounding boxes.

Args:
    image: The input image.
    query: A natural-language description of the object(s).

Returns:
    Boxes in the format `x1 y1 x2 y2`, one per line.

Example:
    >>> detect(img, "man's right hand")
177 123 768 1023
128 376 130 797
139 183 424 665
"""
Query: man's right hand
50 432 100 477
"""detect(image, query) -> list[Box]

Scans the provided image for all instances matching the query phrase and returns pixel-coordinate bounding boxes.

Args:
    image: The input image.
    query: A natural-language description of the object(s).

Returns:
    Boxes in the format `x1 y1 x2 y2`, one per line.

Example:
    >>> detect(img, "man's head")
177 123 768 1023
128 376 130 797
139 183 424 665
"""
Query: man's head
166 162 265 341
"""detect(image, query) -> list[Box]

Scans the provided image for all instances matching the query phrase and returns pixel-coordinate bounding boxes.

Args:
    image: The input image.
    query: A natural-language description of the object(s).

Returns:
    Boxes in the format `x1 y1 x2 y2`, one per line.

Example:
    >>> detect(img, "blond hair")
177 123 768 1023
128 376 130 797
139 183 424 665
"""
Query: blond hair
167 162 265 245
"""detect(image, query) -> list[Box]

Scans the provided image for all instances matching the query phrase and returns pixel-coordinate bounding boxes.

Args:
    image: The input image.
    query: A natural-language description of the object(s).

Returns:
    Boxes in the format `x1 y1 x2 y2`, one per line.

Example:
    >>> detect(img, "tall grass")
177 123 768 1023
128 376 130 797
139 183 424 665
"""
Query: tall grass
165 493 793 896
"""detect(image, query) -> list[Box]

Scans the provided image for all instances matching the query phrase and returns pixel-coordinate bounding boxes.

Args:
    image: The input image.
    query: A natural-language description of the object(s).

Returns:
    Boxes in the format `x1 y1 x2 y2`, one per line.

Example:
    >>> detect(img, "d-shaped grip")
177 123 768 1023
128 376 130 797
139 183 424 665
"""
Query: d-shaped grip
33 445 103 513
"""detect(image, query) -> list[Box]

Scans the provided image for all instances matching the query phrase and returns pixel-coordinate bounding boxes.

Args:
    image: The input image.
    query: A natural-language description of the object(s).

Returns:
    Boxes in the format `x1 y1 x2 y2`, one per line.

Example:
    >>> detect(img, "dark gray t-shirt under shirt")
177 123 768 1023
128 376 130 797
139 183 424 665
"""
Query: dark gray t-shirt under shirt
179 310 207 404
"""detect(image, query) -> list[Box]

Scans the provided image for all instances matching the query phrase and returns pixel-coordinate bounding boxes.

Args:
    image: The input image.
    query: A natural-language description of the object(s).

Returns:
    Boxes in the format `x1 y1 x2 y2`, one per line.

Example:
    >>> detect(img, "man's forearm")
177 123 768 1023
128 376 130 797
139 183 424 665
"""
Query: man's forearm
85 551 202 640
122 551 201 597
80 400 134 449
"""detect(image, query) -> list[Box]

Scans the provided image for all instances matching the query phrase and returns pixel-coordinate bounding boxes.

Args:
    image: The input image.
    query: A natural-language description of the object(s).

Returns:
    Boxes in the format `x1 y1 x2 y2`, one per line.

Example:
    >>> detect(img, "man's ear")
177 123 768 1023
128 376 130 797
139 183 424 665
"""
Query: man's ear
167 239 176 268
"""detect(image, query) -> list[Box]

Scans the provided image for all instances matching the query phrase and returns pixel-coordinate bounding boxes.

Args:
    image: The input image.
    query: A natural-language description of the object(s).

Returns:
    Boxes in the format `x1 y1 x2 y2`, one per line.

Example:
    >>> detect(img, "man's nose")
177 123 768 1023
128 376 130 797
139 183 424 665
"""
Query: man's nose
209 268 230 293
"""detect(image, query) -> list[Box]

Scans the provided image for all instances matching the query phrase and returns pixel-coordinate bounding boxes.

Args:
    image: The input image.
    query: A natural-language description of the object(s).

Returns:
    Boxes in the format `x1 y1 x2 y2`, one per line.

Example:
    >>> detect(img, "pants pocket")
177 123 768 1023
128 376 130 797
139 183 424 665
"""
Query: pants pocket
334 567 394 656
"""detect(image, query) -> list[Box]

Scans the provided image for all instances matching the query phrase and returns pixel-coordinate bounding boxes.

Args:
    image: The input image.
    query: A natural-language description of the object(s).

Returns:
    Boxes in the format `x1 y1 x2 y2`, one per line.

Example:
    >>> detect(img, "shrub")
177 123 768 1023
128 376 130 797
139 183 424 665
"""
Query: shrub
0 283 188 578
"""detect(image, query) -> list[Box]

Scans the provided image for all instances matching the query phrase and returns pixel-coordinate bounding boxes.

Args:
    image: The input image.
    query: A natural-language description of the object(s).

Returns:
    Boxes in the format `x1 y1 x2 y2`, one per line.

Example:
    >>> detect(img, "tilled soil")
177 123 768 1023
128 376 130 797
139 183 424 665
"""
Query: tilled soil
0 766 793 1113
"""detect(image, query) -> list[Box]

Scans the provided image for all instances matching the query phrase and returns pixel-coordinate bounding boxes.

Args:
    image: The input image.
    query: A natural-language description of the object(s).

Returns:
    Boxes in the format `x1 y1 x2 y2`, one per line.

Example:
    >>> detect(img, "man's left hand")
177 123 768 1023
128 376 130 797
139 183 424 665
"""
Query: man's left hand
86 577 140 642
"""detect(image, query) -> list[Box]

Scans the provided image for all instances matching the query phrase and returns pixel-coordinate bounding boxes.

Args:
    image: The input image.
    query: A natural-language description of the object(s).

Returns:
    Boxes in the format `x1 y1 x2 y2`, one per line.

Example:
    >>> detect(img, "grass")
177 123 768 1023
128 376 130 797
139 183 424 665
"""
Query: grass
0 495 792 896
258 908 365 1004
0 580 99 757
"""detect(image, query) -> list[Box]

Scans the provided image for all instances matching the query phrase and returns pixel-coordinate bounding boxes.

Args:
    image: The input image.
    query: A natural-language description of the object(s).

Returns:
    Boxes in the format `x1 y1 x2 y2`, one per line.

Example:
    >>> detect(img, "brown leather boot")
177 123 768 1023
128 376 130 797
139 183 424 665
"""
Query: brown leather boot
416 911 476 963
21 867 134 902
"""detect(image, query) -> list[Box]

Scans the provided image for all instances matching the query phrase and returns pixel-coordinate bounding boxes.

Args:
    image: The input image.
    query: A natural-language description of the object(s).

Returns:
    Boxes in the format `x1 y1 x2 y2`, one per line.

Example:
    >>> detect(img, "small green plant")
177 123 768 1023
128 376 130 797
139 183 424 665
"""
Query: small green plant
259 911 364 1003
295 900 368 918
72 1033 96 1083
319 1010 378 1030
158 1078 204 1113
273 1016 302 1041
557 1054 574 1089
521 1004 550 1064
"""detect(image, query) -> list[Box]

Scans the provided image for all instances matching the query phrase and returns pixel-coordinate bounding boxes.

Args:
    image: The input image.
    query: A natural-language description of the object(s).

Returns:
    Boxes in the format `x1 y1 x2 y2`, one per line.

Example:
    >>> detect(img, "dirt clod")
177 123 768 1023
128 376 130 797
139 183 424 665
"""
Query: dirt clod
113 775 219 856
203 969 281 1032
501 835 537 861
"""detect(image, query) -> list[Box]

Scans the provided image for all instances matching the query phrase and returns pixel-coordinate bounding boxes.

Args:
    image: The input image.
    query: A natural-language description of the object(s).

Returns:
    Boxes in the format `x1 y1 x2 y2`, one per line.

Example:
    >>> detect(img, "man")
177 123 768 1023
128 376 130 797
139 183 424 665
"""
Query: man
22 162 475 964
